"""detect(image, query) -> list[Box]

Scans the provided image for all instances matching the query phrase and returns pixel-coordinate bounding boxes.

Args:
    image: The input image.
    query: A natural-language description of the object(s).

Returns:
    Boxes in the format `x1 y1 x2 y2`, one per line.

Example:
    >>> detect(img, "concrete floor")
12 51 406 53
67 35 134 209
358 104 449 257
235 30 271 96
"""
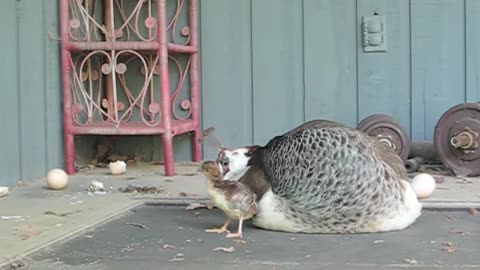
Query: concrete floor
1 162 480 269
24 206 480 269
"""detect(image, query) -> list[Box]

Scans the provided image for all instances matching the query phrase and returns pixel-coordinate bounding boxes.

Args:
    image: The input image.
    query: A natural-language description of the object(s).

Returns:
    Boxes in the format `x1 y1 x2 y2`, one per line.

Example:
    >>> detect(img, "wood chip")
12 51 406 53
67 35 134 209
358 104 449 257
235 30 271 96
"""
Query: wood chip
442 246 458 253
185 202 208 210
163 244 176 249
213 246 235 253
403 259 417 265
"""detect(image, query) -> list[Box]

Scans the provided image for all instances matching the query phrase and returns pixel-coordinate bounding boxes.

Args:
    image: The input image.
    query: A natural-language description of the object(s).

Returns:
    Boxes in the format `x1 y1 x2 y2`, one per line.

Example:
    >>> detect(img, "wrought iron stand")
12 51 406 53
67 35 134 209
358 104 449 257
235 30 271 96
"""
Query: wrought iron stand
59 0 202 176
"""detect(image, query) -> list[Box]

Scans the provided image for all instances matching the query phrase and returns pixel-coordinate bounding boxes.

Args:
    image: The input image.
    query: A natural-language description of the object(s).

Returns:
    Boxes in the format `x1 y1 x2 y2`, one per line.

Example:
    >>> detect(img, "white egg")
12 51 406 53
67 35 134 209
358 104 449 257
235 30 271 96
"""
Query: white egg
108 160 127 175
410 173 436 199
46 168 69 190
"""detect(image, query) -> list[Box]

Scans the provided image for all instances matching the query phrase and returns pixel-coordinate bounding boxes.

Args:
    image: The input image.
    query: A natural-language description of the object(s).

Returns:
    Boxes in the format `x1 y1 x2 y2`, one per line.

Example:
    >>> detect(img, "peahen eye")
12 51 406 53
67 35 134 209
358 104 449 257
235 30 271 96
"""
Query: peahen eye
221 157 230 167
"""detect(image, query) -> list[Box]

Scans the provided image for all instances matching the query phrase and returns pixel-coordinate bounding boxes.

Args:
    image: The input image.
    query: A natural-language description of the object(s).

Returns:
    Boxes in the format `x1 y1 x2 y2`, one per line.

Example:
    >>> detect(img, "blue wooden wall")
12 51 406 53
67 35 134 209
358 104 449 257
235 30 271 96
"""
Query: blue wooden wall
1 0 479 186
200 0 480 159
0 0 63 187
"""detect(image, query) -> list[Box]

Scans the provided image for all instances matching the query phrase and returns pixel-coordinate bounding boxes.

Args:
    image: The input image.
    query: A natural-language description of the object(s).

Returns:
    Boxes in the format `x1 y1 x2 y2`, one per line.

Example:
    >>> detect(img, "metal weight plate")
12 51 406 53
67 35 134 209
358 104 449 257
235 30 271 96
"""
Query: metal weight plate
357 114 410 161
434 102 480 177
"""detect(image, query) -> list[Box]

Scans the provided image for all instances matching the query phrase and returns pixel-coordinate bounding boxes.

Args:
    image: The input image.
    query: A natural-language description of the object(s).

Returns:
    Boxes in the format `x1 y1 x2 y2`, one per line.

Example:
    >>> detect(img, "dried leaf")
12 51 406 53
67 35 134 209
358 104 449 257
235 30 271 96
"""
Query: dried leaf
213 246 235 253
178 192 200 197
44 210 79 217
234 239 247 245
123 222 148 229
467 208 479 215
442 242 458 253
453 230 470 235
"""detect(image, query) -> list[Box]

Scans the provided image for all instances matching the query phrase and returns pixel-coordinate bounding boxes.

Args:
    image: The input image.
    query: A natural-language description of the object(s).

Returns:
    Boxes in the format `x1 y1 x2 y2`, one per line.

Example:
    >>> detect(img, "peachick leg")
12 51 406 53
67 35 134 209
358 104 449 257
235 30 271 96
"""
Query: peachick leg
205 218 231 234
226 217 244 239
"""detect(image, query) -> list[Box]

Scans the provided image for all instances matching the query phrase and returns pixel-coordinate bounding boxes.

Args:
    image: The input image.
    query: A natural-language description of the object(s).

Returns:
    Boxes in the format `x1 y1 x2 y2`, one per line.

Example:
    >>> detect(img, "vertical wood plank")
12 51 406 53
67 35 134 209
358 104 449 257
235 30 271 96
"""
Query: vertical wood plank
0 1 21 186
466 0 480 102
357 0 411 135
44 0 64 170
411 0 465 140
200 0 253 158
18 0 48 179
303 0 357 127
252 0 304 144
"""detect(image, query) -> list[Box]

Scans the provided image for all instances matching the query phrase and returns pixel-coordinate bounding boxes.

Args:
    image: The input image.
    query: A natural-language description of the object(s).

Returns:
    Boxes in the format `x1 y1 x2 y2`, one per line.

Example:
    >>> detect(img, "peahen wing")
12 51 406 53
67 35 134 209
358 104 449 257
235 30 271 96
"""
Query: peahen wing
252 126 392 211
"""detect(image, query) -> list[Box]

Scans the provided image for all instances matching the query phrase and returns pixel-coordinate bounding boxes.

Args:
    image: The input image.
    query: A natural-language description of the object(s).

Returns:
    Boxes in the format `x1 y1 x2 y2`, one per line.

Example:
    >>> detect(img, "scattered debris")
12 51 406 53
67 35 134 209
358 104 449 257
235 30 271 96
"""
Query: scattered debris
185 202 208 210
441 242 458 253
453 230 470 235
151 161 165 165
0 186 9 197
467 208 479 215
446 215 457 221
44 210 79 217
17 180 28 187
456 178 473 184
164 179 174 183
305 255 312 258
122 221 148 229
234 239 247 245
168 253 185 262
118 184 165 194
179 192 200 197
163 244 176 249
373 240 384 244
433 176 445 184
179 173 198 176
86 180 106 194
22 225 39 240
121 246 134 253
7 258 26 269
290 237 296 241
125 177 137 181
83 234 94 239
186 239 192 243
403 259 417 265
76 164 96 172
1 216 23 220
213 246 235 253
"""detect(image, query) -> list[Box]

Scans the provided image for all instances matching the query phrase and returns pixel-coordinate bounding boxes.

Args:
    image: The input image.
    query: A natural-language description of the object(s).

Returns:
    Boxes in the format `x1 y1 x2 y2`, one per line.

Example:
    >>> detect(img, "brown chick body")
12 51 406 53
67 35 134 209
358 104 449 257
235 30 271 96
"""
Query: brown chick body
199 161 257 239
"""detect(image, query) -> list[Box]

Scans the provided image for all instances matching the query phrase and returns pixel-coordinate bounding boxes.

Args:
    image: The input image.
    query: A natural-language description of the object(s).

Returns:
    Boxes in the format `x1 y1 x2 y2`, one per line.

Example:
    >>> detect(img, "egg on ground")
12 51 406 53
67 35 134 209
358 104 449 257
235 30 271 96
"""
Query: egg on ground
410 173 436 199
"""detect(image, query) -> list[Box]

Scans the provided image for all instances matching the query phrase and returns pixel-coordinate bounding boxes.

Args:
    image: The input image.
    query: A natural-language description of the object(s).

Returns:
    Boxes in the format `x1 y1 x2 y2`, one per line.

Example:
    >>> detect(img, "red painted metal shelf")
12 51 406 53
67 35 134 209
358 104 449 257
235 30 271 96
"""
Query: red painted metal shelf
69 119 197 136
59 0 202 176
66 42 198 53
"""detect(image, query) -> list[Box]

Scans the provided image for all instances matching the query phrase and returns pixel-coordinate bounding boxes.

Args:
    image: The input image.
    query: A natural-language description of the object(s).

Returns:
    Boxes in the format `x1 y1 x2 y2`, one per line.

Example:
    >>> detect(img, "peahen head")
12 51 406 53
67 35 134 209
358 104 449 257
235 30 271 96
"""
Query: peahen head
216 145 260 180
